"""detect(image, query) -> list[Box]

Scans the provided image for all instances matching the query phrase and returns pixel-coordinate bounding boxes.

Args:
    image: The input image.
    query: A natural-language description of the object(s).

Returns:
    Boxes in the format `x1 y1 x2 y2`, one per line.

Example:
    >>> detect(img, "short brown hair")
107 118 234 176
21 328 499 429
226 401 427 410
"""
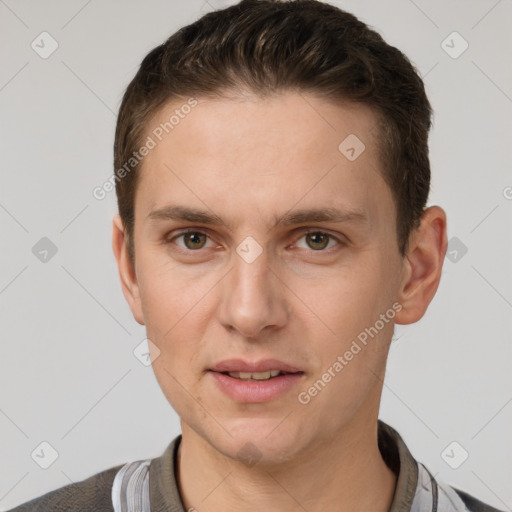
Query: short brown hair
114 0 432 263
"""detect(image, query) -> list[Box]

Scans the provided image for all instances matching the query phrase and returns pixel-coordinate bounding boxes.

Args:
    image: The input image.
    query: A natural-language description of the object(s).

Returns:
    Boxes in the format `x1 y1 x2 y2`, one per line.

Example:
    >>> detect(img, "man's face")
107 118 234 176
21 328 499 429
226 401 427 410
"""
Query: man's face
125 92 408 463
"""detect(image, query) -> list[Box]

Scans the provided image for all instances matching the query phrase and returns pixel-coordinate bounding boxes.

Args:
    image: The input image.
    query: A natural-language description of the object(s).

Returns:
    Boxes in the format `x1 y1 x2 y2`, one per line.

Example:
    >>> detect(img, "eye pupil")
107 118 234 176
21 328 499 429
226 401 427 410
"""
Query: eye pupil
184 232 206 249
306 233 329 250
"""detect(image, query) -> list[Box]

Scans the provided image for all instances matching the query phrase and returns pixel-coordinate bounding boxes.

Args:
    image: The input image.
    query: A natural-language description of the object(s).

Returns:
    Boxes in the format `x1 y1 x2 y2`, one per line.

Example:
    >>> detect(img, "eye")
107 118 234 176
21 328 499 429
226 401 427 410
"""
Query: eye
166 230 216 251
294 231 341 251
164 229 343 254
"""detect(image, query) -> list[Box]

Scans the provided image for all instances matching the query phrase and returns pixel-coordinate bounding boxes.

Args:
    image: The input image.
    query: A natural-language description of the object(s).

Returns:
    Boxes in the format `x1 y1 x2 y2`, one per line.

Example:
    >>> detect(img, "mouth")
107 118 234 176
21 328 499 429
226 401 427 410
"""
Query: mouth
209 358 303 374
219 370 298 381
208 359 305 403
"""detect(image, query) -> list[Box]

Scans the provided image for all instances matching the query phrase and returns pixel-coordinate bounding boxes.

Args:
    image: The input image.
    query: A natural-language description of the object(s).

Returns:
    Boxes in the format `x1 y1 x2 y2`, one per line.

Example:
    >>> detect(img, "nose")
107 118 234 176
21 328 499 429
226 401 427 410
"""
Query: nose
216 247 290 340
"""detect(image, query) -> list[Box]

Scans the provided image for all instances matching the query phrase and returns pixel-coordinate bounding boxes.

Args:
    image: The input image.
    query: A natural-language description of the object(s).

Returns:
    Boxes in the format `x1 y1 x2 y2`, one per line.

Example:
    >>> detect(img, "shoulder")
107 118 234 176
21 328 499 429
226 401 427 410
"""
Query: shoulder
453 487 506 512
5 438 181 512
377 421 505 512
5 464 124 512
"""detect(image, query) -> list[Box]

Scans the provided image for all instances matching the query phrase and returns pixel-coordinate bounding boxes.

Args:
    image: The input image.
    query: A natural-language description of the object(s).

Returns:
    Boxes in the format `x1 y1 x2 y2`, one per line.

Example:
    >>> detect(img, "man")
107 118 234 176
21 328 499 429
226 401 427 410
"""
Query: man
8 0 503 511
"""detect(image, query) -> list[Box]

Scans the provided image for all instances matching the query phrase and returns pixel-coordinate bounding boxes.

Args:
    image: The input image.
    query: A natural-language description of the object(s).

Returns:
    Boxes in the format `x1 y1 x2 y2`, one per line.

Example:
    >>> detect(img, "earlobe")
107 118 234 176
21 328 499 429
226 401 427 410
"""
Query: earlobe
395 206 448 325
112 215 145 325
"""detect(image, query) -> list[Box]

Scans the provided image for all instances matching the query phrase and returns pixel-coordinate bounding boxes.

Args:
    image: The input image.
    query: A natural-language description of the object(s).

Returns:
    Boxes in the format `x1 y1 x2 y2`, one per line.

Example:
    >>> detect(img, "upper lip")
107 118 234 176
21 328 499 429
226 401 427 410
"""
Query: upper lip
210 358 302 373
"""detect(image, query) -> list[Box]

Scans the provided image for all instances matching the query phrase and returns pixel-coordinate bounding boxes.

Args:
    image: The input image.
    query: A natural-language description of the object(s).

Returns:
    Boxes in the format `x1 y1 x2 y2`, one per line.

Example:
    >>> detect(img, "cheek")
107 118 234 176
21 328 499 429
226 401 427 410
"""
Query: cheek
293 265 395 425
296 261 392 339
136 262 213 394
137 250 217 337
292 253 399 397
143 267 212 414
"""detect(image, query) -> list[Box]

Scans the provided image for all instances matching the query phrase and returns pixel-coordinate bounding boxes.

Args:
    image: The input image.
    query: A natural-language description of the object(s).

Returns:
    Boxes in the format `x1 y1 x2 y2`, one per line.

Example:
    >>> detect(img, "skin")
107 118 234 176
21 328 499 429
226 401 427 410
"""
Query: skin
112 91 448 512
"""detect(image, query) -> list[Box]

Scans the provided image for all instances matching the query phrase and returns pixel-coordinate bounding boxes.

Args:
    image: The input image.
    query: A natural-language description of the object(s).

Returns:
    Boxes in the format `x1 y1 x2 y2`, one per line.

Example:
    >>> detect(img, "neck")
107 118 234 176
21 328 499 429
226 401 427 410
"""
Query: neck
176 419 397 512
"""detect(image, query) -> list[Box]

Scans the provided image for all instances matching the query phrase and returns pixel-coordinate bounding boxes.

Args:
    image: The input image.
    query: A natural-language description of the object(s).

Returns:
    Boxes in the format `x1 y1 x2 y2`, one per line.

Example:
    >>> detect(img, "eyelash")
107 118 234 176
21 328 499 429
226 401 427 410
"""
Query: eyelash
164 228 344 255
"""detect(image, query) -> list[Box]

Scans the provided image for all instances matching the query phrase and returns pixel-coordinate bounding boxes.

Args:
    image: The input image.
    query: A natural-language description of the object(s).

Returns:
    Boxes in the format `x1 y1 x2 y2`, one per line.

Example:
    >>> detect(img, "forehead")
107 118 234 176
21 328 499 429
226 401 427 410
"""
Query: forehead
134 91 391 230
144 92 380 162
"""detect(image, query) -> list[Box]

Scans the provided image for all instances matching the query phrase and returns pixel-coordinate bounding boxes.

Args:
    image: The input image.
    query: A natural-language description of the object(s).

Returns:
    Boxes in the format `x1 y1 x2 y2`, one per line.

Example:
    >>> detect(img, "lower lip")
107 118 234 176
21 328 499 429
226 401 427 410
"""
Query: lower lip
209 371 304 403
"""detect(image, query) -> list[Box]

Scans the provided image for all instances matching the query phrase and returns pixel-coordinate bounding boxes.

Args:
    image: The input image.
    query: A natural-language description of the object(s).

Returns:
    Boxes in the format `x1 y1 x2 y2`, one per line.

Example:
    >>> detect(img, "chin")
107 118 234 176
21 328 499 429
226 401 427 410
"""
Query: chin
202 416 310 466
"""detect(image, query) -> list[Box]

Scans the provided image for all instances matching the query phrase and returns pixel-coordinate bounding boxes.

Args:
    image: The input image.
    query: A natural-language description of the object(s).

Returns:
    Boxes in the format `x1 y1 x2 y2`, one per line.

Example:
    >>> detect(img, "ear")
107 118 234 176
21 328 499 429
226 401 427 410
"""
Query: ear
394 206 448 325
112 214 145 325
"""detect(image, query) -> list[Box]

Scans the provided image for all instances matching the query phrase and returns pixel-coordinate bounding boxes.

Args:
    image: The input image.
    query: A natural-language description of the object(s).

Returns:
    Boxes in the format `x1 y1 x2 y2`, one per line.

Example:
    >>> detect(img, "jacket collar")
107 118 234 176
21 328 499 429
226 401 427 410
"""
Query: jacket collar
378 420 419 511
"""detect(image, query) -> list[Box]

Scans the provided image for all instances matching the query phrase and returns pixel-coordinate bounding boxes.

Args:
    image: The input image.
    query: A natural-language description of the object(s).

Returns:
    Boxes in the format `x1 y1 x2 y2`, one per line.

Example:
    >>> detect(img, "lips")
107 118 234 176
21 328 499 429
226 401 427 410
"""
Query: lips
208 358 304 402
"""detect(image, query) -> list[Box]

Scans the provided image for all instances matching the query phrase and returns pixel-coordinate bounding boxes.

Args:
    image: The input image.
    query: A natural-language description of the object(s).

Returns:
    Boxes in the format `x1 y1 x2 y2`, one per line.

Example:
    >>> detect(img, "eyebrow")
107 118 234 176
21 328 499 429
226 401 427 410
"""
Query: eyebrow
146 205 368 231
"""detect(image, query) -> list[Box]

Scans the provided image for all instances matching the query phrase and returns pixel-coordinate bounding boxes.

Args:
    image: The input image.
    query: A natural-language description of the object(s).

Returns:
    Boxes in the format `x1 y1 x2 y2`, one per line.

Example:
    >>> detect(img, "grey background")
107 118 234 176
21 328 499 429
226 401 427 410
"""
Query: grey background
0 0 511 510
